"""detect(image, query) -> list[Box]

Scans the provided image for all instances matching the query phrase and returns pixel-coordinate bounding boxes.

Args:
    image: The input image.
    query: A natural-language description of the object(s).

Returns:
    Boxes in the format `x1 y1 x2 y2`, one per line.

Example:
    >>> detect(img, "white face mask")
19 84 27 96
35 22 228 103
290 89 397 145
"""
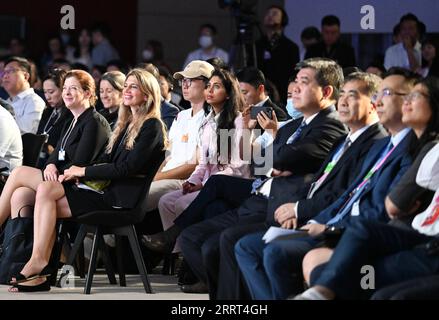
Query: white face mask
199 35 213 49
142 49 154 61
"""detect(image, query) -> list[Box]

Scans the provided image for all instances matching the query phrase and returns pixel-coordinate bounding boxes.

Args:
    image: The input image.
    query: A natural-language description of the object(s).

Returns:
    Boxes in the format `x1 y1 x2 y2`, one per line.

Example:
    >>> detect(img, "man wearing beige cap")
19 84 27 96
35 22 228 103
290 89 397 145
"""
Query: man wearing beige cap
144 60 214 216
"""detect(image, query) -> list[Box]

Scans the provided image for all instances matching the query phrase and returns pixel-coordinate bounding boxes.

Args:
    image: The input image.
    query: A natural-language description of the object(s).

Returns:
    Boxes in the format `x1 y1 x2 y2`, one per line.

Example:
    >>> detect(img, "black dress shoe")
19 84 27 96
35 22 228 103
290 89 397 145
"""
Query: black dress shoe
141 225 181 253
181 281 209 294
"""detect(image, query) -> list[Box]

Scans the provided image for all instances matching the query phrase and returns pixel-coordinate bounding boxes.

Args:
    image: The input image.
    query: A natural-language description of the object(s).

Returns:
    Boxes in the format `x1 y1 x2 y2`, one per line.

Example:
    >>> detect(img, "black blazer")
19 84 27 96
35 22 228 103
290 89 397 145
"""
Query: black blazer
271 106 347 175
37 106 73 150
305 40 356 68
256 33 300 103
99 108 118 128
46 108 111 173
161 100 180 131
85 118 165 209
267 122 389 225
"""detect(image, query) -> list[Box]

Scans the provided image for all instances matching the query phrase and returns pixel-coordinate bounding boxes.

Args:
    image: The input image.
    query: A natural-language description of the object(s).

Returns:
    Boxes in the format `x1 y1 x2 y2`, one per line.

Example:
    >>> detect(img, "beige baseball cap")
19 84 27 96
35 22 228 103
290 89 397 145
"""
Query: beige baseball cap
173 60 214 80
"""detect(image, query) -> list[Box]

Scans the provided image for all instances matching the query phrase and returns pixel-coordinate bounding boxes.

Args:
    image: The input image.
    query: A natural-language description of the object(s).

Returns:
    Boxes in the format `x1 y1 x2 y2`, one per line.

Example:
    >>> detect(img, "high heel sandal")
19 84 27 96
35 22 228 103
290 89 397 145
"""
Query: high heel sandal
9 278 51 293
10 265 52 285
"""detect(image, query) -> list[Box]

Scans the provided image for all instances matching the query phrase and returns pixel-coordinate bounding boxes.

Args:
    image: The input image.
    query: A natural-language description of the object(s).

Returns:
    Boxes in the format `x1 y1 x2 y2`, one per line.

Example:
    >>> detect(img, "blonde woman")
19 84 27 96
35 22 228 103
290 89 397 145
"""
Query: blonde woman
8 69 167 292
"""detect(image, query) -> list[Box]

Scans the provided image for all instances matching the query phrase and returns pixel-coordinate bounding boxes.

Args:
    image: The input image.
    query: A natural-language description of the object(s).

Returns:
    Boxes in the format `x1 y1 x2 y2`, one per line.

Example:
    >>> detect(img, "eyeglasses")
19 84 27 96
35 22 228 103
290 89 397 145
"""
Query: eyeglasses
403 91 429 103
372 89 408 103
178 77 205 88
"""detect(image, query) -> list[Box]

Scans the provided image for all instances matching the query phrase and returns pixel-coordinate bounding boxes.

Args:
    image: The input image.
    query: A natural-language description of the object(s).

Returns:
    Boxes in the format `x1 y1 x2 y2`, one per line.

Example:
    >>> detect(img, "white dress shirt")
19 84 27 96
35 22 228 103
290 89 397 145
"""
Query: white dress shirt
0 106 22 174
384 41 422 71
8 88 45 134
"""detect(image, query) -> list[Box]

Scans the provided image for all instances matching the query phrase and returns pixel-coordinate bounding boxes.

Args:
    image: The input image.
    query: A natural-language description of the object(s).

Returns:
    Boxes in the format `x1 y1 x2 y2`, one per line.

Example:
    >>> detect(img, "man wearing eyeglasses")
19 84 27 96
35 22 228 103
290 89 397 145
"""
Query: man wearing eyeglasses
144 60 214 215
2 56 45 134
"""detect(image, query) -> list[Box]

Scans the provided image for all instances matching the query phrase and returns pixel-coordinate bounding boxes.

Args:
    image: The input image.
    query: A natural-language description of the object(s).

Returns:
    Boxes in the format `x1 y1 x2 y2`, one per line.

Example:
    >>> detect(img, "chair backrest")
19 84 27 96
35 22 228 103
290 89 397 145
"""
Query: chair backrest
21 133 48 167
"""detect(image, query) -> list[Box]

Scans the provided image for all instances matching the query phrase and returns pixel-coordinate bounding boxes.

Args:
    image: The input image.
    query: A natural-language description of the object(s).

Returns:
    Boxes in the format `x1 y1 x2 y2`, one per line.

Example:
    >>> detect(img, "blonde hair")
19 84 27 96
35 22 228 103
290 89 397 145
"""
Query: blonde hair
107 68 168 152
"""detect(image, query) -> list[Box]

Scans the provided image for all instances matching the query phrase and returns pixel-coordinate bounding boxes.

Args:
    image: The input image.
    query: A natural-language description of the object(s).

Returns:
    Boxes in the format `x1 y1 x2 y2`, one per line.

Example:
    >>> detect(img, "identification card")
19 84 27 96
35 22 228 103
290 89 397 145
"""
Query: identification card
351 200 360 216
58 150 66 161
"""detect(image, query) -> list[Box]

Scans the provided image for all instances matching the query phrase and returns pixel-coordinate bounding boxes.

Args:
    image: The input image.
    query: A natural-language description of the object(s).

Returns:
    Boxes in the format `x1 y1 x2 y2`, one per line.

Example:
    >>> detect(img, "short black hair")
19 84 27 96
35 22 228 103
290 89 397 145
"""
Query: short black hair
43 68 67 89
236 67 265 89
322 15 341 28
158 66 174 90
295 58 344 100
5 56 31 75
200 23 217 35
92 22 111 38
301 26 321 41
399 13 419 25
383 67 421 84
267 5 289 27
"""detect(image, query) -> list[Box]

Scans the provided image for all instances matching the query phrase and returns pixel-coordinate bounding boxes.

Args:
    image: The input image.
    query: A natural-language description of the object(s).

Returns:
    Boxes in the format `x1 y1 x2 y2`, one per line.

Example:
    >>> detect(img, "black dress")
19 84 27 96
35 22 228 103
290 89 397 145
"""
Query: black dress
64 118 165 217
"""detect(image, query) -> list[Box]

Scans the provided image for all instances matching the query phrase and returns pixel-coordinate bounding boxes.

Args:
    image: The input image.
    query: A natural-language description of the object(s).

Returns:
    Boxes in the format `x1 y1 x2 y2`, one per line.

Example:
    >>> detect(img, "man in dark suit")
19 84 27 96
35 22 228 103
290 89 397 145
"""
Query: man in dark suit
255 5 300 104
170 58 347 297
211 72 388 300
305 15 356 68
236 67 287 121
235 67 420 300
160 99 179 131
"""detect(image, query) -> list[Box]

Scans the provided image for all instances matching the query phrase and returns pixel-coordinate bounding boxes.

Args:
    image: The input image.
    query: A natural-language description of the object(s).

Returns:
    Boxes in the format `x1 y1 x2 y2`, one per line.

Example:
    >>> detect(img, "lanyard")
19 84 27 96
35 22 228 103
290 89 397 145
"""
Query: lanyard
42 110 61 134
355 143 396 192
60 118 77 151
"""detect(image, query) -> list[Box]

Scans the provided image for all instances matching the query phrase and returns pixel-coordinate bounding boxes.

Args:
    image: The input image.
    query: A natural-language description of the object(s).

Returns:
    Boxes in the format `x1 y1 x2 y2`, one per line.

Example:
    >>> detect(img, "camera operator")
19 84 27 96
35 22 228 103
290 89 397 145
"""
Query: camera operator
255 5 299 105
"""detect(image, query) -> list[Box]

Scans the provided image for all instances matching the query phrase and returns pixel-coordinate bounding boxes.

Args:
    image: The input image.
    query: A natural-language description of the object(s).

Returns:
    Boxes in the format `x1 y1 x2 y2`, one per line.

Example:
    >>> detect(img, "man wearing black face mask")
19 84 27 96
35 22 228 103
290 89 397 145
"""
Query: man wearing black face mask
255 5 300 105
183 24 229 68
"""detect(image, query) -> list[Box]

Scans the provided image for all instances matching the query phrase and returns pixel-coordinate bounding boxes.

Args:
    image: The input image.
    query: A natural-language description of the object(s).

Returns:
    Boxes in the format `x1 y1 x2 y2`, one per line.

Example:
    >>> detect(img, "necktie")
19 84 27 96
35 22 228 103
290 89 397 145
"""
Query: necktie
307 138 352 199
286 121 307 145
326 141 394 225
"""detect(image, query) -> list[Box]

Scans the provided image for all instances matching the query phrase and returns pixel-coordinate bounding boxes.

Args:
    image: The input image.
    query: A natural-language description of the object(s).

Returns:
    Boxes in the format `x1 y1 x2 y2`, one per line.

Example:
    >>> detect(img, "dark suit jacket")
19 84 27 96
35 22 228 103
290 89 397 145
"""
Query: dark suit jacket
291 123 388 225
85 118 165 209
312 130 416 227
305 40 356 68
46 108 111 172
271 106 347 174
161 100 179 131
256 33 300 103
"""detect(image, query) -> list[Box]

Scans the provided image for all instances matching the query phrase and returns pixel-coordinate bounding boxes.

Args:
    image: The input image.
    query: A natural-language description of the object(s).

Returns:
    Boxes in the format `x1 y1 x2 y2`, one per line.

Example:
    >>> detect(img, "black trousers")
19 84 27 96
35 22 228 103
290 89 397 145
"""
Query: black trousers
180 194 268 300
175 175 254 229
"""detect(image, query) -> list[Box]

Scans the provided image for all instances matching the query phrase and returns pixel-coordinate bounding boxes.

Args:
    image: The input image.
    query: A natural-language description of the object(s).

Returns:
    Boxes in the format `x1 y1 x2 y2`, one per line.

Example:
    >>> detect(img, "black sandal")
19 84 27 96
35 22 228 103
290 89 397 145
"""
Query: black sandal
9 279 51 293
10 265 52 285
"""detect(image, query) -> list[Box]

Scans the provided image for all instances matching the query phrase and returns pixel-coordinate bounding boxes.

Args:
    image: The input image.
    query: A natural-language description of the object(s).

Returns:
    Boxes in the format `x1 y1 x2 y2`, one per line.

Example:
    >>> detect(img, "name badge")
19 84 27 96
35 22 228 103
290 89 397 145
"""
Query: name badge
181 134 189 143
351 200 360 216
264 50 271 60
58 150 66 161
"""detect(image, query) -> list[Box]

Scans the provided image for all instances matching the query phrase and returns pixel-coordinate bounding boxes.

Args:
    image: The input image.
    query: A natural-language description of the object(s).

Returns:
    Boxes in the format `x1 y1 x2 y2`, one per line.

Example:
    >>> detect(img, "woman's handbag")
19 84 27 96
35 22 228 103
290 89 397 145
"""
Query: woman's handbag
0 213 34 284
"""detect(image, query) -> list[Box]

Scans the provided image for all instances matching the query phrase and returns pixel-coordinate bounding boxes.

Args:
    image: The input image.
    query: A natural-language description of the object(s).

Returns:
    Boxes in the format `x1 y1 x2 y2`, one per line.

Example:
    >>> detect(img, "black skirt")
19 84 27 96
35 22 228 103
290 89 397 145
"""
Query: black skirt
63 183 114 217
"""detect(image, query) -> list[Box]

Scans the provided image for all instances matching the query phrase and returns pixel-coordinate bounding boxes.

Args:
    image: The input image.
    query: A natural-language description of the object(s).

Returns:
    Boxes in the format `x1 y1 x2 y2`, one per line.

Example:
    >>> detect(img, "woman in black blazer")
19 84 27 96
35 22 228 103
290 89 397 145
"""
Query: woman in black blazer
8 68 167 292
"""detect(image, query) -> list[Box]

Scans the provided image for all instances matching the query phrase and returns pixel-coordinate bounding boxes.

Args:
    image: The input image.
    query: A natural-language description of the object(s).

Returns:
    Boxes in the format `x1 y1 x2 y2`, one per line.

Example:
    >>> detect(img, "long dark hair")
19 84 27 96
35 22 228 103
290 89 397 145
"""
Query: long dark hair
410 76 439 156
209 69 244 164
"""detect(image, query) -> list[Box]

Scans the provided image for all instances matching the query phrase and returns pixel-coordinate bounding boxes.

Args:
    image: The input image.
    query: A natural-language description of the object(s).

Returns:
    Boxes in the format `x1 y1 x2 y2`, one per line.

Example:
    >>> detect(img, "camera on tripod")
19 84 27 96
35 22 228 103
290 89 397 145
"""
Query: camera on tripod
218 0 259 67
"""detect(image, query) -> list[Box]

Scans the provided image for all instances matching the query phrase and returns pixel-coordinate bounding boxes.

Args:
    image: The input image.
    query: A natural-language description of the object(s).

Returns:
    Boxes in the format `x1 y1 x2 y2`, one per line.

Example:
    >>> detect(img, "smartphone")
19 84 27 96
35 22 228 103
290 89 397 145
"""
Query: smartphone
250 106 273 120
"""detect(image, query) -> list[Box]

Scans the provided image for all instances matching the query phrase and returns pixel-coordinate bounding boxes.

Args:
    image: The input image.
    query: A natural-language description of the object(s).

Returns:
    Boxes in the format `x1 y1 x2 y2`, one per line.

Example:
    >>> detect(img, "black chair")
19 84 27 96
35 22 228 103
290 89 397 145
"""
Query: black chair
21 133 48 167
57 181 154 294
